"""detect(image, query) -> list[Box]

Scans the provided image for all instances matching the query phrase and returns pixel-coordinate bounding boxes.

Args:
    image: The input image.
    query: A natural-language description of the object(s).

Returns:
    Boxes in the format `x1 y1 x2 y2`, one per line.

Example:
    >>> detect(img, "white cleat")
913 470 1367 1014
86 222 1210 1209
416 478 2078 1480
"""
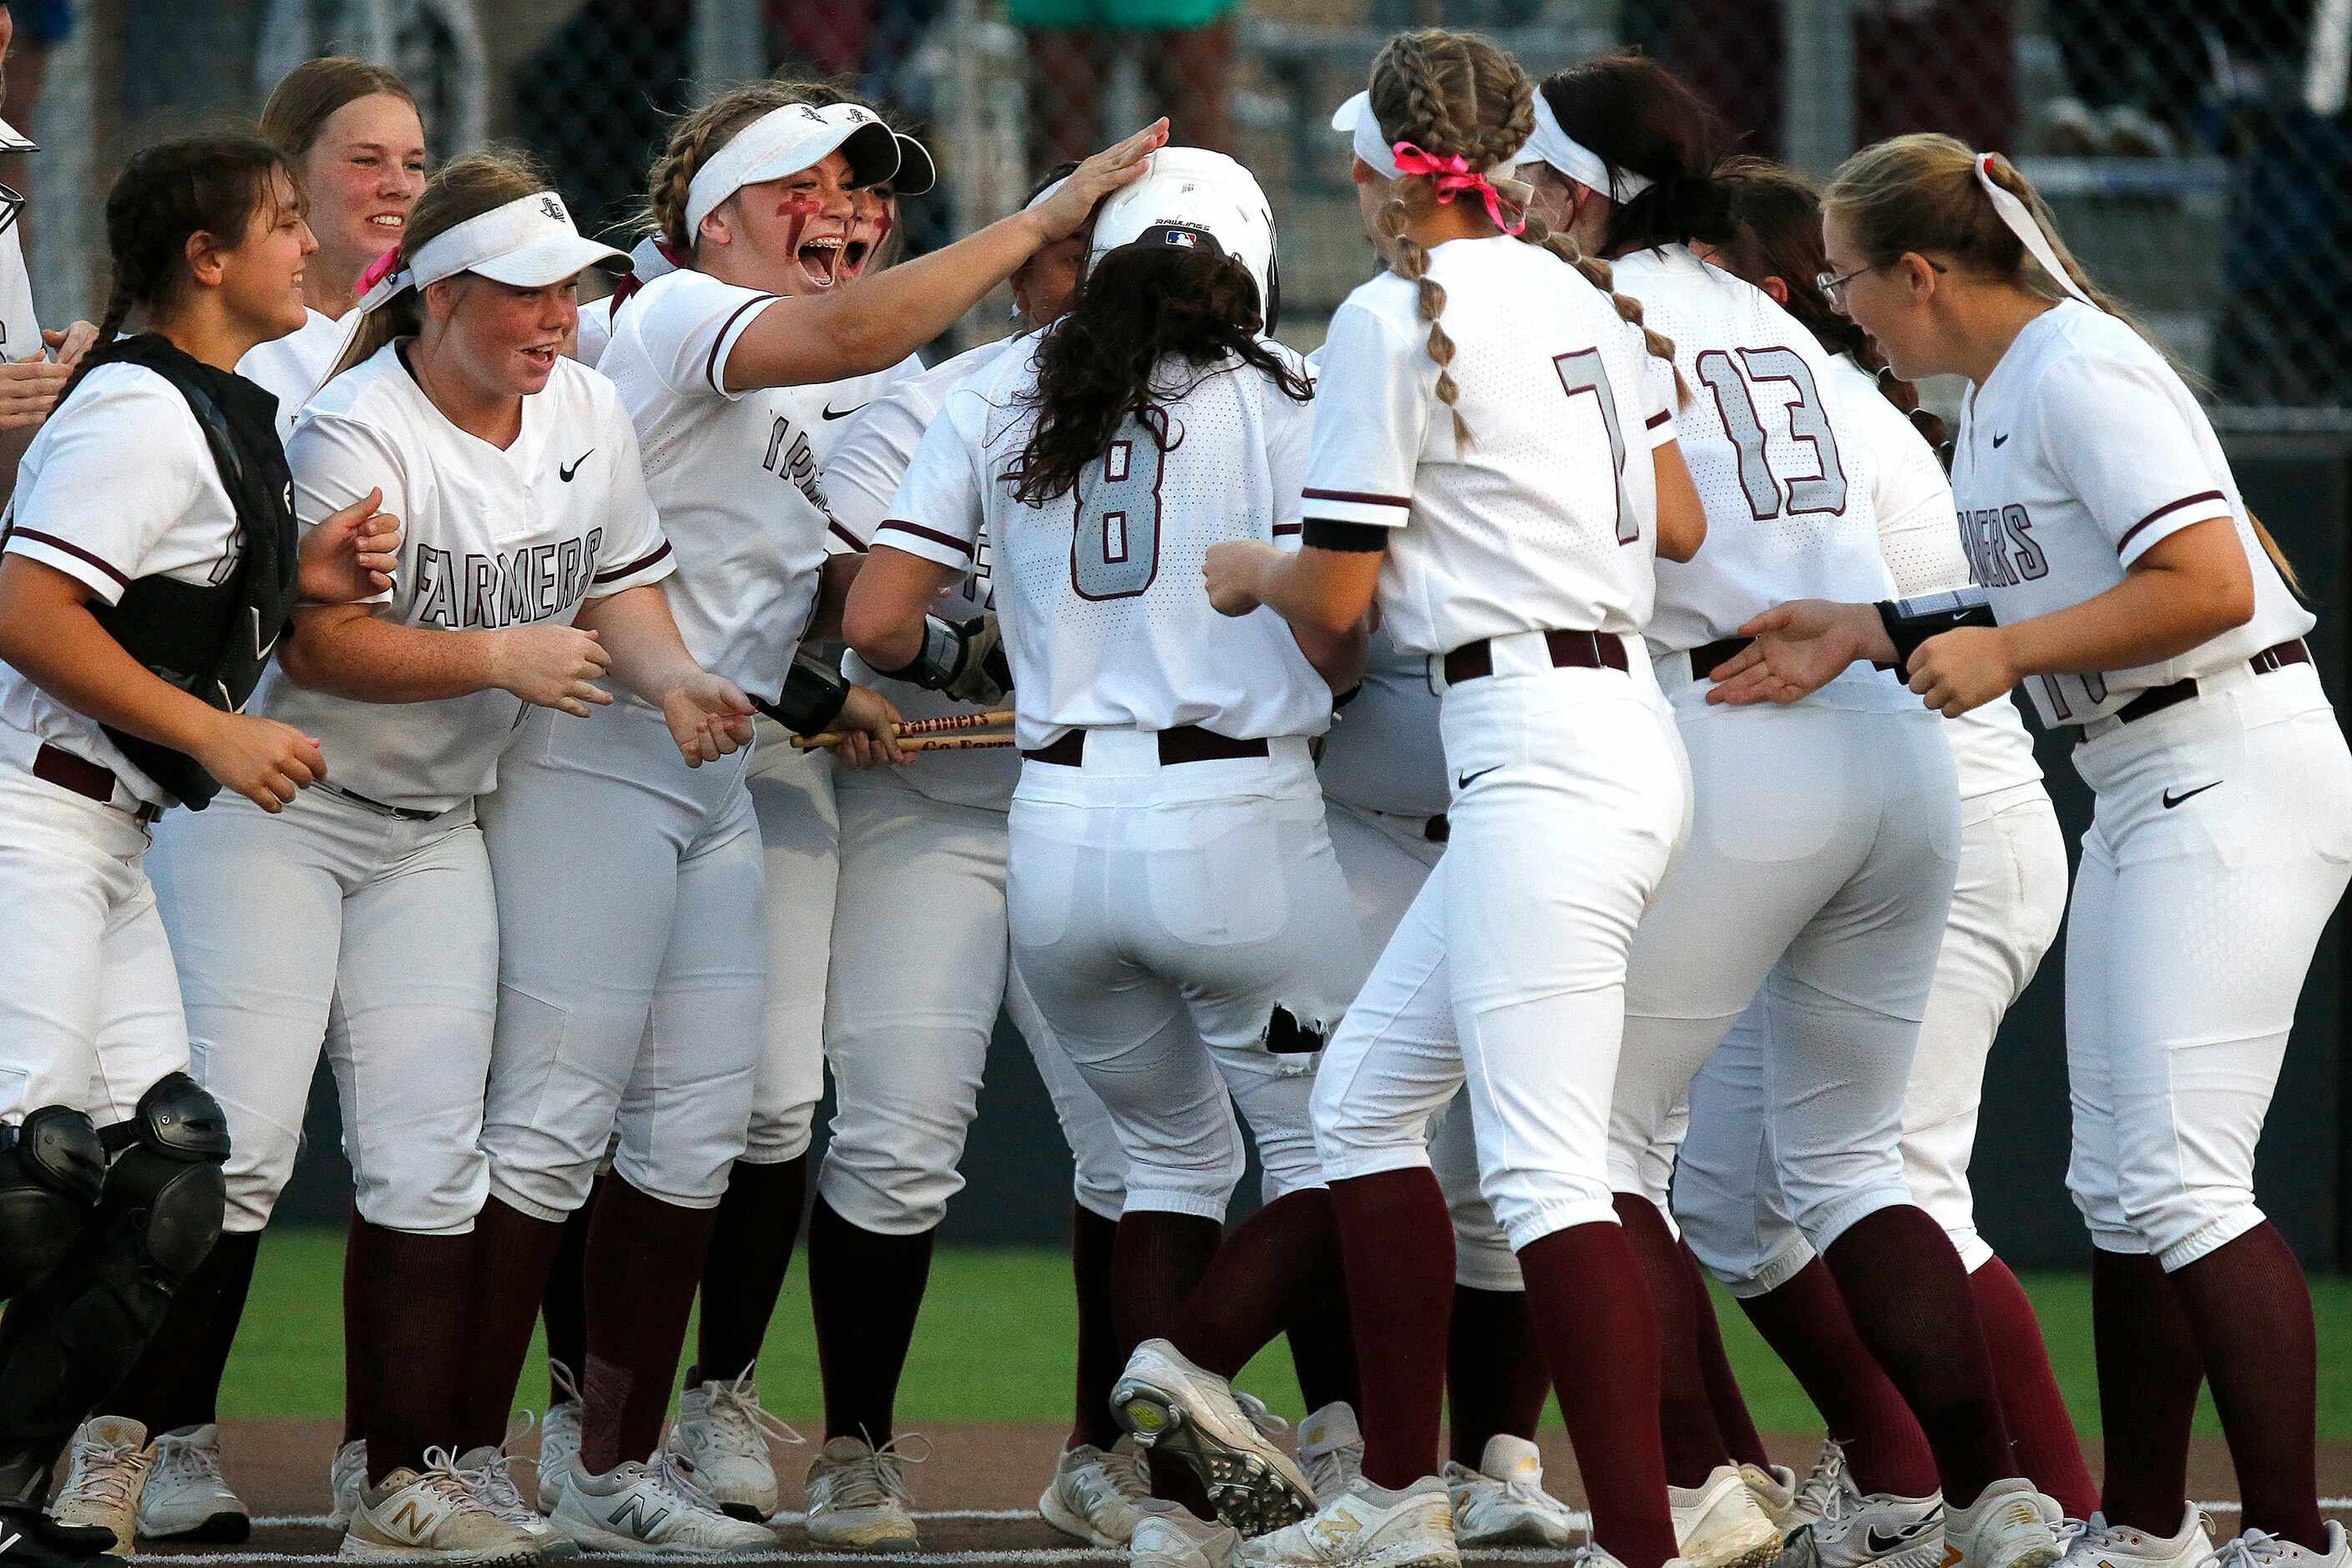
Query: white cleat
453 1434 579 1560
1673 1464 1786 1568
1439 1434 1581 1549
1298 1404 1365 1505
1239 1474 1459 1568
135 1423 250 1545
1112 1339 1318 1536
1946 1480 2064 1568
2198 1524 2350 1568
670 1368 802 1522
2056 1505 2214 1568
1130 1499 1242 1568
1785 1441 1852 1537
1038 1439 1153 1546
802 1435 922 1550
1744 1464 1799 1529
52 1419 153 1557
328 1439 368 1530
1782 1480 1945 1568
536 1362 584 1517
548 1451 777 1554
338 1450 544 1563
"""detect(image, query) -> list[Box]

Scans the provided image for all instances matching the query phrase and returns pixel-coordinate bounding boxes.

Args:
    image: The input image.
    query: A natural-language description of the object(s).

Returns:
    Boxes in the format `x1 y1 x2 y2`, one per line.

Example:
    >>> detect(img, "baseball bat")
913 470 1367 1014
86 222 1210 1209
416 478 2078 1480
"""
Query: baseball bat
792 709 1014 749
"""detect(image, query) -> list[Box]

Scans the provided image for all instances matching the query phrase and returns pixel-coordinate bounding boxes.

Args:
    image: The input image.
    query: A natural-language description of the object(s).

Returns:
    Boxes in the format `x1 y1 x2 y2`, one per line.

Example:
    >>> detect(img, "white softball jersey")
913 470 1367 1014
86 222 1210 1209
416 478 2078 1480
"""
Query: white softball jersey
574 293 618 366
805 351 924 469
248 342 674 812
0 224 41 363
825 336 1022 809
0 364 244 807
1827 354 2041 800
876 332 1328 752
595 267 838 700
1950 298 2313 728
1619 245 1897 660
237 308 348 436
1306 235 1676 658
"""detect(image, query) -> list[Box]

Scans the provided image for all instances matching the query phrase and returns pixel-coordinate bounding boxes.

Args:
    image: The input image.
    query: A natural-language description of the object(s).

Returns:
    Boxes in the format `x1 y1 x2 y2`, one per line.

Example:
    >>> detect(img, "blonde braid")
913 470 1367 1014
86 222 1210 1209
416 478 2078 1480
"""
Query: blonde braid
644 78 837 255
1519 207 1686 400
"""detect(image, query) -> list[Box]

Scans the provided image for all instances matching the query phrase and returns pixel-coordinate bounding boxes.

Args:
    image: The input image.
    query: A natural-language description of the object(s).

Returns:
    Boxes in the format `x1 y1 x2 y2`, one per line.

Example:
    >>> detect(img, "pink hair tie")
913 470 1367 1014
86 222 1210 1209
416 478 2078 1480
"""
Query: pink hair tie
1391 140 1525 236
354 243 403 300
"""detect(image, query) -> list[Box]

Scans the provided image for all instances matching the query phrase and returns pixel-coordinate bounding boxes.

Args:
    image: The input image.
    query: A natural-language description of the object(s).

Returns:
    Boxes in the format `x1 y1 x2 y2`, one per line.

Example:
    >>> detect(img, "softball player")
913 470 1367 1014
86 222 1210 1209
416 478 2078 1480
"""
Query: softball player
0 49 99 499
238 58 427 435
1710 135 2352 1568
456 88 1161 1554
1140 33 1703 1568
1666 159 2094 1563
845 146 1361 1568
0 134 388 1568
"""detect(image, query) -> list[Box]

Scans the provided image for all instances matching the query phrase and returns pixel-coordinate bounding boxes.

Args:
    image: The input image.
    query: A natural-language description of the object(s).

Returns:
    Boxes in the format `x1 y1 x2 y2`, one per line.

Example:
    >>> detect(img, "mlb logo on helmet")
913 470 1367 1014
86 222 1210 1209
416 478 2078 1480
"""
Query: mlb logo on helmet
1163 229 1202 249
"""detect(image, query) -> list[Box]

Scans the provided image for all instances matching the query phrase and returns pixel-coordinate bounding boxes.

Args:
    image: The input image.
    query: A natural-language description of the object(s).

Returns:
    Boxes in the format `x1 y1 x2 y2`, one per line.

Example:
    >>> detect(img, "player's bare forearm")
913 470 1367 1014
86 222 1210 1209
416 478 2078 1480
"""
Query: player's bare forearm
576 585 706 707
805 552 866 641
842 544 960 670
1292 620 1371 693
278 603 509 703
1211 542 1382 641
0 557 236 756
1998 518 2253 678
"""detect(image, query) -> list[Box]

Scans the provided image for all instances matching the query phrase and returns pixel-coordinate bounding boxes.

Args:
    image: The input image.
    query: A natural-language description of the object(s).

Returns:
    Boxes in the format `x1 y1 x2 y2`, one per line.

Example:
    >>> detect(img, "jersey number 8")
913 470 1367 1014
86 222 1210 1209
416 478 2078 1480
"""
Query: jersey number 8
1071 416 1166 600
1695 347 1849 521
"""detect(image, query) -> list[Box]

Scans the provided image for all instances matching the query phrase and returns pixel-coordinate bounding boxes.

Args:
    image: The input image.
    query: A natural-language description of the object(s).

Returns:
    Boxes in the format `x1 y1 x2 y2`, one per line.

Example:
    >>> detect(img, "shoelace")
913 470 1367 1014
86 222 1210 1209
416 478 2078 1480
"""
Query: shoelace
1099 1446 1151 1504
63 1440 150 1510
647 1449 732 1519
152 1433 225 1485
1794 1442 1850 1524
2194 1530 2290 1568
697 1368 806 1460
456 1415 543 1525
415 1447 491 1514
822 1437 930 1511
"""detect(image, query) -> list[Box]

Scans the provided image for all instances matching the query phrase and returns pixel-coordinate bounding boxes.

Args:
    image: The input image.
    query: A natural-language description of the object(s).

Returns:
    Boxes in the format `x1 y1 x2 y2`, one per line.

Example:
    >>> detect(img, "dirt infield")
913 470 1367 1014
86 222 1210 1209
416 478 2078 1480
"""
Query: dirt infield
143 1422 2352 1563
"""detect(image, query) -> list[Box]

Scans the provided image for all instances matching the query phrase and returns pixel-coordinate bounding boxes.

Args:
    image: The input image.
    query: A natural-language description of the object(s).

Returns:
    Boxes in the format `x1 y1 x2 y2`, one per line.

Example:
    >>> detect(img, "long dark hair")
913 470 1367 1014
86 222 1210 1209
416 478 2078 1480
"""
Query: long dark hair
1713 156 1949 453
1002 242 1310 506
90 136 301 349
1539 54 1736 257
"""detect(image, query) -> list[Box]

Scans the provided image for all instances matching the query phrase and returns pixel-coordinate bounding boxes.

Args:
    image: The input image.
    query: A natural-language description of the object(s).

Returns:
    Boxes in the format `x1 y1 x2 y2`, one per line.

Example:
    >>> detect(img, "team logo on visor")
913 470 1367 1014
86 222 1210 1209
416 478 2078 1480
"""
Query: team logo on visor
539 195 564 222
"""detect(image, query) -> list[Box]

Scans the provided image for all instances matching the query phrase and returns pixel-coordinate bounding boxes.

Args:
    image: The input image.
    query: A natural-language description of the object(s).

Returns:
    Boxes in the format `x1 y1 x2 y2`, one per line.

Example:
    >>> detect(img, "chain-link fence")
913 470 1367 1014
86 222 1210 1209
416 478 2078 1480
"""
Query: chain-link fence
18 0 2352 420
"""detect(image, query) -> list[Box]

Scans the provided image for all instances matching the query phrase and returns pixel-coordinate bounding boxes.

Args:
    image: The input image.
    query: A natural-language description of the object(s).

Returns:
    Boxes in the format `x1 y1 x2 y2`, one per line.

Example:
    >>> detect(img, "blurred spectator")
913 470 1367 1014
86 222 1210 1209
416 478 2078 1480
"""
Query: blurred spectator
1014 0 1240 172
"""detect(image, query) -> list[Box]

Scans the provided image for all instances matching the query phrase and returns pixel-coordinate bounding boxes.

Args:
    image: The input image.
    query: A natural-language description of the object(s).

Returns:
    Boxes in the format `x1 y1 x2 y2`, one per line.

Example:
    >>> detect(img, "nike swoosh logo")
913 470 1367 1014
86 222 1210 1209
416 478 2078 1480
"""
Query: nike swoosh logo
1455 765 1501 791
2163 781 2221 809
1991 432 2010 448
1868 1525 1938 1555
821 402 867 421
559 449 594 482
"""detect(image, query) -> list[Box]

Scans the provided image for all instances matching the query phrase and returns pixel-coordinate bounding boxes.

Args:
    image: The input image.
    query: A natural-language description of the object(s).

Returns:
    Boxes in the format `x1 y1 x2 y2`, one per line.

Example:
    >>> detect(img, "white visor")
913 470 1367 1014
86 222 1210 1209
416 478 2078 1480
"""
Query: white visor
1330 90 1401 179
684 101 902 237
352 190 629 316
1517 93 1652 203
0 118 35 155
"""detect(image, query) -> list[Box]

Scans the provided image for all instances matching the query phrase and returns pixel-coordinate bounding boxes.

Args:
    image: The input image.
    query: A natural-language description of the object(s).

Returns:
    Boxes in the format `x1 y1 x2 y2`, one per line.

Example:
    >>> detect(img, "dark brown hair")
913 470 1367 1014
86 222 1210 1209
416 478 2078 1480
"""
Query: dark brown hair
1537 54 1737 257
258 57 417 159
1713 156 1948 452
91 136 302 347
1003 243 1310 505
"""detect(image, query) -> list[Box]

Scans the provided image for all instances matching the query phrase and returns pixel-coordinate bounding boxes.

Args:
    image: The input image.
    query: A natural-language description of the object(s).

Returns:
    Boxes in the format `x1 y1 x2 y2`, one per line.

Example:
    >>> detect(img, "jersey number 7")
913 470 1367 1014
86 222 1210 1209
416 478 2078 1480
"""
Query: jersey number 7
1072 414 1165 600
1552 348 1638 545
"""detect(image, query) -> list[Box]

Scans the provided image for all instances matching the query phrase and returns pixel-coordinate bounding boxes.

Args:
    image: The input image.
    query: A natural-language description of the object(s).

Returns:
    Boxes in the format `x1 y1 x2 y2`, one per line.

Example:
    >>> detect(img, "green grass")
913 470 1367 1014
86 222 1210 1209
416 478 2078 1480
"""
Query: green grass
224 1228 2352 1441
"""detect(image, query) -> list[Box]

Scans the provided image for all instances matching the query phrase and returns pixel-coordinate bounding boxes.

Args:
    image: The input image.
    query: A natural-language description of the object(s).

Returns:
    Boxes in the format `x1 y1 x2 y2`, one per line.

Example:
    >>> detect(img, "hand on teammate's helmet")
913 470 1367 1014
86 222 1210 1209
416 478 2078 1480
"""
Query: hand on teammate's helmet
663 672 757 767
195 711 326 813
493 624 615 718
297 487 403 605
1029 119 1170 242
941 615 1012 707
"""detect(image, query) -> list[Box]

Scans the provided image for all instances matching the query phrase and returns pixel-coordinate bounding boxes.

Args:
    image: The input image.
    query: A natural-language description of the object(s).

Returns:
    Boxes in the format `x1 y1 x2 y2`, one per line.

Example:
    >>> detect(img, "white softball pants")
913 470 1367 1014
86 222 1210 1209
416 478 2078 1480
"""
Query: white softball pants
477 698 764 1219
1008 733 1358 1220
0 763 186 1127
741 725 834 1166
1616 667 1960 1262
1675 781 2066 1293
1314 647 1689 1251
819 764 1131 1234
146 784 493 1236
2063 661 2352 1271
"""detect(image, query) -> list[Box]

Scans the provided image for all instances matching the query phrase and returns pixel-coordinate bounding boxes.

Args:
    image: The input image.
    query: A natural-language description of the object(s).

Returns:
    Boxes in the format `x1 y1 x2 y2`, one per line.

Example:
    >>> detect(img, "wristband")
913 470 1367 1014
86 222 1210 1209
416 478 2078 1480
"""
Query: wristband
755 652 852 737
877 615 969 691
1875 588 1995 675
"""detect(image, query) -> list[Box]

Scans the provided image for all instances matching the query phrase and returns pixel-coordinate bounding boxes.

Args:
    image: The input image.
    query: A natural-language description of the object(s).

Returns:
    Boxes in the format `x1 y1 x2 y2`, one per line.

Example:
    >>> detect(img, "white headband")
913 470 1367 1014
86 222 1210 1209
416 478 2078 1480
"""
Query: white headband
351 190 629 316
1330 90 1403 179
1972 152 2094 309
684 102 901 238
1517 94 1652 203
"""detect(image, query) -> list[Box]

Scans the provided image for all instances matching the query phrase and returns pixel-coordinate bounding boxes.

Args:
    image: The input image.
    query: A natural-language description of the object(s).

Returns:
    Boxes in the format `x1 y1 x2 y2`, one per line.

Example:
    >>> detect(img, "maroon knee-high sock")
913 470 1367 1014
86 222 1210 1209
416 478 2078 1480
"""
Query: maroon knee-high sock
1445 1285 1549 1469
1109 1210 1222 1359
693 1155 808 1386
1685 1242 1771 1474
2167 1224 2324 1548
347 1222 474 1482
1286 1308 1361 1416
1969 1257 2095 1517
1518 1222 1680 1568
543 1196 594 1397
2092 1248 2203 1535
1739 1259 1940 1497
343 1210 367 1446
1328 1171 1454 1490
808 1195 938 1446
458 1196 567 1453
1822 1206 2013 1507
113 1229 262 1434
1070 1206 1123 1451
1169 1190 1343 1378
1616 1195 1729 1487
580 1177 721 1473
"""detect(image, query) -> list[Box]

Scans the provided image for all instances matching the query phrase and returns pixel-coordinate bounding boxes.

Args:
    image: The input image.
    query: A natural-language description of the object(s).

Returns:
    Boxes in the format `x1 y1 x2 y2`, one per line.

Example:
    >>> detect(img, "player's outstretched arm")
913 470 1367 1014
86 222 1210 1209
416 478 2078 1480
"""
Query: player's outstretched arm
278 602 611 713
1203 539 1377 690
1702 599 1888 706
575 584 757 766
720 120 1168 392
842 544 964 672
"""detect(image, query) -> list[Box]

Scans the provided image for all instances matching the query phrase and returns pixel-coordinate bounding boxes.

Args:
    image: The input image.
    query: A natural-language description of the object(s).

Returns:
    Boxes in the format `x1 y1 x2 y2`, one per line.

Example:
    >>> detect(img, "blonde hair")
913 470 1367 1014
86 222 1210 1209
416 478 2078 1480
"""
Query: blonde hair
1519 207 1684 400
326 149 549 381
1827 133 2300 591
644 78 842 255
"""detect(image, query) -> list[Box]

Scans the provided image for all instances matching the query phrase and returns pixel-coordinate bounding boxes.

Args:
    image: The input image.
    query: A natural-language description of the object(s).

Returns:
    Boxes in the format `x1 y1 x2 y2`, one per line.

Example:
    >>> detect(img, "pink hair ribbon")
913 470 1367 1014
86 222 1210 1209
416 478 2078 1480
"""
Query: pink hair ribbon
1391 141 1524 235
354 243 403 300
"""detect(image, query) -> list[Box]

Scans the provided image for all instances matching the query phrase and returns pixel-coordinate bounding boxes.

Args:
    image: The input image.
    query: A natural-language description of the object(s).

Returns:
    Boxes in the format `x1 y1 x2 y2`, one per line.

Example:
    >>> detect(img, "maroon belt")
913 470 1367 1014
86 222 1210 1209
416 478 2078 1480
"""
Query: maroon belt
1021 725 1272 767
1442 630 1631 687
33 743 160 825
1686 636 1753 682
2076 638 2311 741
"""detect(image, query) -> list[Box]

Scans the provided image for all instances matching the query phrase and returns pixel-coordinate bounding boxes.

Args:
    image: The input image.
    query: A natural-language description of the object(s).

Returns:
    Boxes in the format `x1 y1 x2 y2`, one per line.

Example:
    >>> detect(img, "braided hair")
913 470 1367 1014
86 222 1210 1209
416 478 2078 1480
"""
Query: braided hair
644 78 842 255
86 137 301 356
